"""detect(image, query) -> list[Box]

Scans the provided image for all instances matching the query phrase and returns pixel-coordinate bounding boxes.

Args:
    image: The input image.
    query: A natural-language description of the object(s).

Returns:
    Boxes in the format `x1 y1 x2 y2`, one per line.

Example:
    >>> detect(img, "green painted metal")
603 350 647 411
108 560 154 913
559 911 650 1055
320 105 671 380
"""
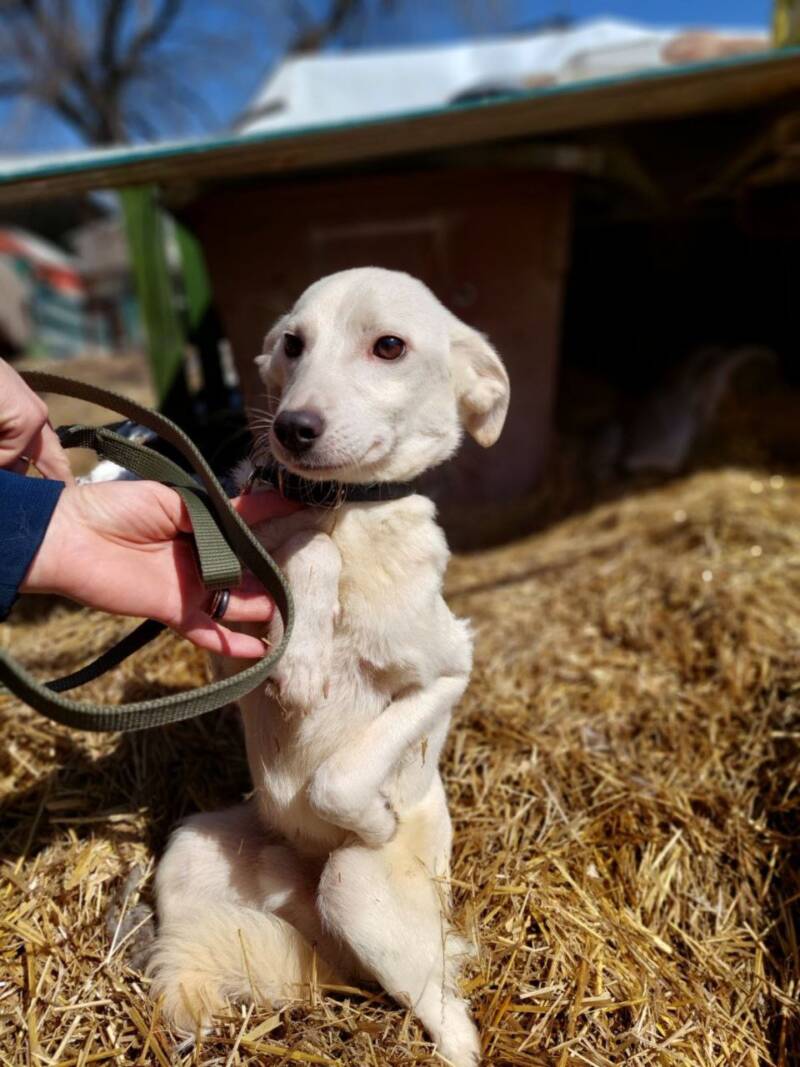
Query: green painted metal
120 186 185 404
175 223 212 332
774 0 800 44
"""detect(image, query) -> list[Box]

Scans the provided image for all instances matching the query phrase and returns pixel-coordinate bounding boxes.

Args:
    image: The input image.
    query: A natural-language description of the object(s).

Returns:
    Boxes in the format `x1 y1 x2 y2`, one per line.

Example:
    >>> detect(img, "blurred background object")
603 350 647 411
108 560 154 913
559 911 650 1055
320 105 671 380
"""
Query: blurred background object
0 227 86 359
774 0 800 45
0 255 31 354
241 17 768 130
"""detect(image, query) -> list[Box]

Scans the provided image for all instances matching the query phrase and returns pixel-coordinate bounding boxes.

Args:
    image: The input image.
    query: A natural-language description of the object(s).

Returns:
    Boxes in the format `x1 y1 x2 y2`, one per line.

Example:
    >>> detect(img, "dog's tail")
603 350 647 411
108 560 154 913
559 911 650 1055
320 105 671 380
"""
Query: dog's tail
148 903 338 1033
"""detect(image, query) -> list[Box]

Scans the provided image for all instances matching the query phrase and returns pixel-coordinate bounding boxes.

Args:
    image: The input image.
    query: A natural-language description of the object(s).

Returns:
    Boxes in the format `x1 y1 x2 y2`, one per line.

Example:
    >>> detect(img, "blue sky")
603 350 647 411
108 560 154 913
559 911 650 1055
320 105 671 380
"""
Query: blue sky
365 0 769 42
520 1 768 25
0 0 772 154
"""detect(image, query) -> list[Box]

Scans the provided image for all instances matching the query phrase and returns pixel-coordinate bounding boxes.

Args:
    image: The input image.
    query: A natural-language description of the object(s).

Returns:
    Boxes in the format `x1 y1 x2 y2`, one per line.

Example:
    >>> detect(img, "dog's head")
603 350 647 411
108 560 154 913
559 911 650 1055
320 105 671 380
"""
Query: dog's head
256 268 510 483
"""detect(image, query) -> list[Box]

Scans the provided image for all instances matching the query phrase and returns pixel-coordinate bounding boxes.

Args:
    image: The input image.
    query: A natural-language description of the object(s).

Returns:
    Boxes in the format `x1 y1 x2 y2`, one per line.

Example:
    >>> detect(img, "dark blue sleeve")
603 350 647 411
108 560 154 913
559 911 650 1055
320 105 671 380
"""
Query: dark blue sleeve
0 470 64 620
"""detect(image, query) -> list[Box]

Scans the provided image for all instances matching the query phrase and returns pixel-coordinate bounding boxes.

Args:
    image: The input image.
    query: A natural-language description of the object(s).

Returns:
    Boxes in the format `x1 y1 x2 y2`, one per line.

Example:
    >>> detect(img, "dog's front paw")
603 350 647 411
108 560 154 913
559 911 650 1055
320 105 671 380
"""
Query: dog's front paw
351 792 398 848
308 766 397 847
271 639 331 712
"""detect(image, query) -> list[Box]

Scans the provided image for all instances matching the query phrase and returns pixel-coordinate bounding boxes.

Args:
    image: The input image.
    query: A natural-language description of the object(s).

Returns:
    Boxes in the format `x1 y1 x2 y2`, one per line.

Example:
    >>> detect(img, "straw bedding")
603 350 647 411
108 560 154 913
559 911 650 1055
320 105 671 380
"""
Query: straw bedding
1 427 799 1063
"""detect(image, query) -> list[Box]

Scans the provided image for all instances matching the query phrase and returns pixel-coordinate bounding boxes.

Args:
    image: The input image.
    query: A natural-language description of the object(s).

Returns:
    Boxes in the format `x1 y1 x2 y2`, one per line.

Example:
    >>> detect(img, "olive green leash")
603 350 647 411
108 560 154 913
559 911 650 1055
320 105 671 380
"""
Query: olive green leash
0 371 293 733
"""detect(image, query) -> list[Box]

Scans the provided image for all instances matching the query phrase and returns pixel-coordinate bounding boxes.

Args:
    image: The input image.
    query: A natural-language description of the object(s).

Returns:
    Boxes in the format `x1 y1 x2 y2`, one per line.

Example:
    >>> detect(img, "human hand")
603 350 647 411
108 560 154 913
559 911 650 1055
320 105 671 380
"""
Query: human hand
21 480 298 658
0 360 74 483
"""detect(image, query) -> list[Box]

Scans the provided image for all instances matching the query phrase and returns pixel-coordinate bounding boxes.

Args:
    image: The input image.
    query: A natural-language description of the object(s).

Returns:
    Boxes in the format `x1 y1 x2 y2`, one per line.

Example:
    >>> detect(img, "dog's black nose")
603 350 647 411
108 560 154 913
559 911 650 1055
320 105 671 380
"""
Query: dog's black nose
273 409 325 455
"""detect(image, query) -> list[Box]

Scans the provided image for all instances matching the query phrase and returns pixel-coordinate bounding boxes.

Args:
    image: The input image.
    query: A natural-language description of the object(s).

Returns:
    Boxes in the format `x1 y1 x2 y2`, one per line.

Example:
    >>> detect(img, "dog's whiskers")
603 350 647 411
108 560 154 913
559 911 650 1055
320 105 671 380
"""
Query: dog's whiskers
244 393 281 478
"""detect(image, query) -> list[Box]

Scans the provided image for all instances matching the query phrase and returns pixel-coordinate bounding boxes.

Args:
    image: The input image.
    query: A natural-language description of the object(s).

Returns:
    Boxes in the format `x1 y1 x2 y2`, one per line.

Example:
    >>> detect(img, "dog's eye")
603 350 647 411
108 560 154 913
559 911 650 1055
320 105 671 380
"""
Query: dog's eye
373 336 406 361
283 333 304 359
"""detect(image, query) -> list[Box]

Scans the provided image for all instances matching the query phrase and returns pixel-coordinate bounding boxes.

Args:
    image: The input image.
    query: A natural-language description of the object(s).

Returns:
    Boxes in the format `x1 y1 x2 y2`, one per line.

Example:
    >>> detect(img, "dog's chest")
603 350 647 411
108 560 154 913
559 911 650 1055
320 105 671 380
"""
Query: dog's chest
241 498 454 846
263 497 450 680
274 501 444 711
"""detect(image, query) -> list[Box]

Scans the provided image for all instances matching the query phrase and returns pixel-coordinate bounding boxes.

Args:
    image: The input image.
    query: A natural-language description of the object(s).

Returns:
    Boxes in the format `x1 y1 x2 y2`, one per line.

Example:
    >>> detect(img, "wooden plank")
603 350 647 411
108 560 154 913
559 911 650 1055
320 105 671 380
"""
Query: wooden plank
0 49 799 203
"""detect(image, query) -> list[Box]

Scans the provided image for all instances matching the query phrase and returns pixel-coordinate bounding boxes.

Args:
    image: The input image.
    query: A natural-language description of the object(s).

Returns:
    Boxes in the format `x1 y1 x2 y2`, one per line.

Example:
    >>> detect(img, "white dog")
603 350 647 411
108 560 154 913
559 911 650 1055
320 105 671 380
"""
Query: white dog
149 268 510 1066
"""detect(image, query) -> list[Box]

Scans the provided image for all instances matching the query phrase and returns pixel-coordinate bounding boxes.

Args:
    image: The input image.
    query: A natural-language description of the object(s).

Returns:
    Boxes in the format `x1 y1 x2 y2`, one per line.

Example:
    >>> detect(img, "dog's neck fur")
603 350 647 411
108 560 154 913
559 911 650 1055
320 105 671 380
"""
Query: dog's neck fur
257 488 443 558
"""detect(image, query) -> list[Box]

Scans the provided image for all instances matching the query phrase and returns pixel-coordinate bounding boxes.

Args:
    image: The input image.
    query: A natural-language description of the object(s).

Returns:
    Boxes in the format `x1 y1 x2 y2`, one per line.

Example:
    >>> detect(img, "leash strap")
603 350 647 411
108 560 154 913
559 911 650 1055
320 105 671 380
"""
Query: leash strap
0 371 294 733
46 619 165 694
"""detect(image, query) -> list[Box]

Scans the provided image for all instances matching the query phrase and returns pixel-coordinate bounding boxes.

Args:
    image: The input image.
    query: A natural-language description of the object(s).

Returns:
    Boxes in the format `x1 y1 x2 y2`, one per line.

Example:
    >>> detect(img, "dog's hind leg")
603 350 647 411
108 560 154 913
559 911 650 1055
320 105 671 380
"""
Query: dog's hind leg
317 780 480 1067
150 801 341 1034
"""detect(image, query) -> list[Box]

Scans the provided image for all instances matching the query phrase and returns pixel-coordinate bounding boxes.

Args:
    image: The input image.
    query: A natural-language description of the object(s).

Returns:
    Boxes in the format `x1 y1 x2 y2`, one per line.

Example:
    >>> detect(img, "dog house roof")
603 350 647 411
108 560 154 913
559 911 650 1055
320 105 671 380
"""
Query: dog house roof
0 44 798 204
237 18 758 134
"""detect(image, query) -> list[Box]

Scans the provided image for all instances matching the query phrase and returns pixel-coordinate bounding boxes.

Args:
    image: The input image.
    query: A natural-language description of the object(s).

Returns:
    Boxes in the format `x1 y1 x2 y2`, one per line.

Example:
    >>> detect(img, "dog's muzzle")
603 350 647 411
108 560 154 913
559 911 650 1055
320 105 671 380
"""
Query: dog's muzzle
273 409 325 455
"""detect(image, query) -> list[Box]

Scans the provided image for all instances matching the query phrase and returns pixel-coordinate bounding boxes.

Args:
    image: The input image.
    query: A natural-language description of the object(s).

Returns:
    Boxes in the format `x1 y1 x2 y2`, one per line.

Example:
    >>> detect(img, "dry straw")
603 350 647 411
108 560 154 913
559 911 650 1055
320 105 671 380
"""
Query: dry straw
1 461 799 1065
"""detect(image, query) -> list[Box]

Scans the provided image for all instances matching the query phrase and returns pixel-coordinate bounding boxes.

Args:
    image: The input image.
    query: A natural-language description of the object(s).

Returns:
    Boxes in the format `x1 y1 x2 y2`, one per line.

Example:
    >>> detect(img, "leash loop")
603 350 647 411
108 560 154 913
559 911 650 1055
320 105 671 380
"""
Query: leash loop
0 372 294 733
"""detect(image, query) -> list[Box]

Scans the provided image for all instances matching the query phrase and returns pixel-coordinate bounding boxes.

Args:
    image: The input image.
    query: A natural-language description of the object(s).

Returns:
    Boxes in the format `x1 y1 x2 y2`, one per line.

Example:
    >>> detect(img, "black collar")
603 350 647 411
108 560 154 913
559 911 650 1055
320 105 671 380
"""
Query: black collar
246 460 419 508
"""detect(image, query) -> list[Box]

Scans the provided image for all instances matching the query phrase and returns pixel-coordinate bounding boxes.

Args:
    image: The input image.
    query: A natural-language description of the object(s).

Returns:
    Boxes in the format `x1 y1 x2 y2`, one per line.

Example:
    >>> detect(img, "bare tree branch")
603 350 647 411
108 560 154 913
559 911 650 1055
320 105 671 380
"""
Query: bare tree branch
99 0 128 77
0 79 32 95
0 0 397 147
120 0 183 78
288 0 374 53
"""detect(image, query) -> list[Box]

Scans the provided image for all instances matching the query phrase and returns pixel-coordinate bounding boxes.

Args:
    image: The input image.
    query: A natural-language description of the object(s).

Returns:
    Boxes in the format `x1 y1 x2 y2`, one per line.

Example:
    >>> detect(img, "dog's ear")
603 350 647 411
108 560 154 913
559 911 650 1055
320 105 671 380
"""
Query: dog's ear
255 315 289 390
449 319 510 447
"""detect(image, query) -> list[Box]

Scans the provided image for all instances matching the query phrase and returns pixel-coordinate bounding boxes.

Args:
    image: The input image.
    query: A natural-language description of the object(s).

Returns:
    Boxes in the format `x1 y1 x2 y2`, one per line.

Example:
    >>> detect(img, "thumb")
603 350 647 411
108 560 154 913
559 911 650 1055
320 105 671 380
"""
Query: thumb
26 421 75 484
232 490 302 525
